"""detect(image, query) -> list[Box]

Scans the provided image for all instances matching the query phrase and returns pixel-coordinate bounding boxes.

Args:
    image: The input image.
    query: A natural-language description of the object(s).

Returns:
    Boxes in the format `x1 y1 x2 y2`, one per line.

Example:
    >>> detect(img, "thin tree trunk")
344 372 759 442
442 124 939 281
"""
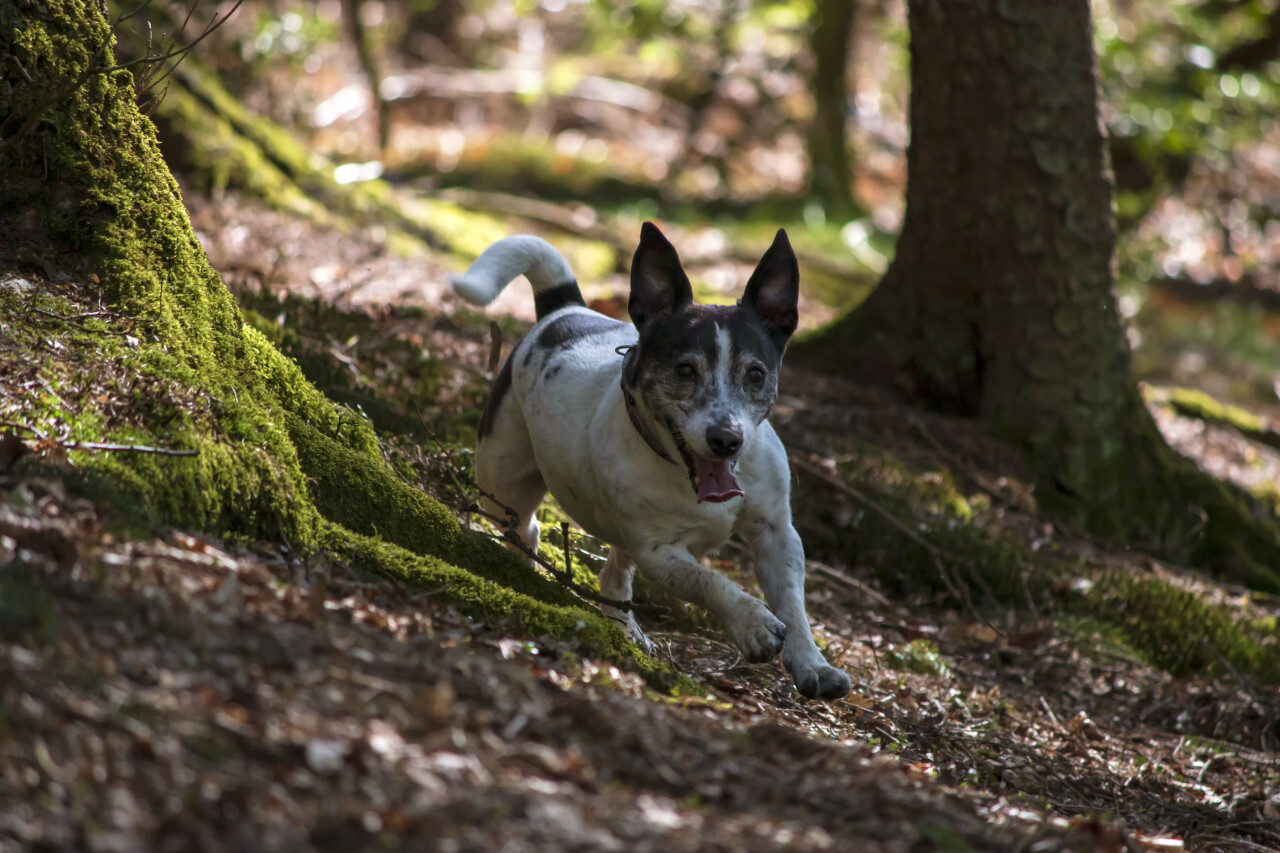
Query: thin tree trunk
808 0 857 221
343 0 389 155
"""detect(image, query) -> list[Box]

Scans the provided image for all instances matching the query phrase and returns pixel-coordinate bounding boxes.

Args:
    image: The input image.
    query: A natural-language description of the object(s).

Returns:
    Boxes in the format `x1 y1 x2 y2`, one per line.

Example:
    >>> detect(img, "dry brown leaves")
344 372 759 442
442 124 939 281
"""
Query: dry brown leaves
2 473 1162 853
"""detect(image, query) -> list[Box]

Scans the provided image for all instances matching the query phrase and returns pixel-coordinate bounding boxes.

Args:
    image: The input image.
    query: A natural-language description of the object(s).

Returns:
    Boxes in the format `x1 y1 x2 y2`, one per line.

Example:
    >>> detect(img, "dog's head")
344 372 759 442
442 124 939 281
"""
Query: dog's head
622 221 799 503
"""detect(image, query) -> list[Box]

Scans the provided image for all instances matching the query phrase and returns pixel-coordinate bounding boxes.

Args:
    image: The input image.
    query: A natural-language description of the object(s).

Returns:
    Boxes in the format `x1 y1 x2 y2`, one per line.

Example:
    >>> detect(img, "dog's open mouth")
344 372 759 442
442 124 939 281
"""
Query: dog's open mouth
692 455 743 503
671 434 744 503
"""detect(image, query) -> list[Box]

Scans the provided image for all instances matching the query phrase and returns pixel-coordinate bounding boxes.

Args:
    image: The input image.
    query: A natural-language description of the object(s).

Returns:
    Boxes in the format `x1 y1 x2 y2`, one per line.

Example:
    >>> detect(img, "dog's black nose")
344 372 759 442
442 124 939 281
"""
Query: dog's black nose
706 424 743 458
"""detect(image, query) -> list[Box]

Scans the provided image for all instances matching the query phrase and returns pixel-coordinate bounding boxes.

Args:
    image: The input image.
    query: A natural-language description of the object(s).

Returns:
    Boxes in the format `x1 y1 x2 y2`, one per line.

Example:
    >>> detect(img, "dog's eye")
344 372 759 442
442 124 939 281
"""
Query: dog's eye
675 362 696 380
746 365 767 384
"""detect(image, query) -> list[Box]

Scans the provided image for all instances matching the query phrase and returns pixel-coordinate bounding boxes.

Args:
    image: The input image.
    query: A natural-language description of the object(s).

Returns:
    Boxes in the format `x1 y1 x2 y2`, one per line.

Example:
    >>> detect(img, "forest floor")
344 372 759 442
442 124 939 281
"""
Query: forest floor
7 1 1280 844
4 188 1280 853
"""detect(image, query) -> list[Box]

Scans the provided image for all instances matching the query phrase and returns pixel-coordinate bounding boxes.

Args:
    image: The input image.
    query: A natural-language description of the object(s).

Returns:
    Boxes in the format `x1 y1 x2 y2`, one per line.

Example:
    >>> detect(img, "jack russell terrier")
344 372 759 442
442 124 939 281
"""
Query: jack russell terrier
452 222 851 700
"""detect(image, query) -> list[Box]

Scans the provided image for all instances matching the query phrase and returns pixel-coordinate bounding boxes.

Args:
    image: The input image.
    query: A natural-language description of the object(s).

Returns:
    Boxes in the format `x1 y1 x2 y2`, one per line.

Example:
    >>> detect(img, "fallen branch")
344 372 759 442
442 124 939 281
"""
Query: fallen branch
0 424 198 457
1149 273 1280 314
64 441 199 457
434 187 876 282
1145 385 1280 452
805 559 893 608
434 188 630 254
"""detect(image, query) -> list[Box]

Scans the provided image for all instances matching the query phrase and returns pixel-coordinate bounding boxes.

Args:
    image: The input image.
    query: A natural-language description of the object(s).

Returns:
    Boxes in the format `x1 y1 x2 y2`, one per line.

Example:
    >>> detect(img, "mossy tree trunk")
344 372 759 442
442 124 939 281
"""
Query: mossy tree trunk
794 0 1280 591
0 0 667 677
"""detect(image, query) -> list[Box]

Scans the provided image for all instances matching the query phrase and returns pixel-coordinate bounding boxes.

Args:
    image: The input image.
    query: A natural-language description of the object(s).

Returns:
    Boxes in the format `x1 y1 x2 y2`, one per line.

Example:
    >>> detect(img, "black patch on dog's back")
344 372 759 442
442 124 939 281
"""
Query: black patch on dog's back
478 353 514 440
535 312 621 352
482 311 621 439
534 282 587 320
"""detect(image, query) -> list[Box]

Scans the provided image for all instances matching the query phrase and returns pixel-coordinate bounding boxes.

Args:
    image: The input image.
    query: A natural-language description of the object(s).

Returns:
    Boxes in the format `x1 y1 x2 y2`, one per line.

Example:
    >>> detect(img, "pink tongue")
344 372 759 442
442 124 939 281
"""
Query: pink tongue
694 457 744 503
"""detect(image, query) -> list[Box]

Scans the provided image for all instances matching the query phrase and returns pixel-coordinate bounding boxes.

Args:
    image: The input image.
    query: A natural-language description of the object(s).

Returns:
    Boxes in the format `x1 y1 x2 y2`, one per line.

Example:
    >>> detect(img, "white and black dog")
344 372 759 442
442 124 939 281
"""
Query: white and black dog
452 222 851 700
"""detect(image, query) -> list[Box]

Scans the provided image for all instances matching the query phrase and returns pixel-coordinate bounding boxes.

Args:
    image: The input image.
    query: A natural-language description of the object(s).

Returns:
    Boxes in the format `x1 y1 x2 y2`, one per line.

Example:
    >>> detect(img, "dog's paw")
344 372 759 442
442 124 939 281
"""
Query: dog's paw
787 655 852 700
605 608 656 656
727 600 786 663
625 621 657 657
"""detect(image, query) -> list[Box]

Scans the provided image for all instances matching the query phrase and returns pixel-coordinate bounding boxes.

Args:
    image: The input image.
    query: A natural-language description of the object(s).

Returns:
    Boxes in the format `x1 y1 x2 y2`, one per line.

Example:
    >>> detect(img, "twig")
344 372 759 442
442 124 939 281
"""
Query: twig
1184 835 1278 853
114 0 157 26
788 451 973 608
107 0 244 72
911 417 1034 511
1 421 197 458
805 559 892 608
561 521 574 580
34 308 136 337
487 321 503 374
1039 695 1065 734
65 441 199 457
0 421 49 441
2 0 243 153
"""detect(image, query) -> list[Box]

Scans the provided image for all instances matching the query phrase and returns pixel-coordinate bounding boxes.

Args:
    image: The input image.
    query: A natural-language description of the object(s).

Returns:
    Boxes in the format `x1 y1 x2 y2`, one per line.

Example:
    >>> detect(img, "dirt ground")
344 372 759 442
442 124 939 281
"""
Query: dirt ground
3 191 1280 852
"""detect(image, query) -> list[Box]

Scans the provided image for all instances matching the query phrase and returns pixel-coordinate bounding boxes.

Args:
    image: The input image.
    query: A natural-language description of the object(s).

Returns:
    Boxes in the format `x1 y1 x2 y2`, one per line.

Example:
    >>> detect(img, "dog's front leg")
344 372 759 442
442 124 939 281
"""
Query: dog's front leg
634 544 786 663
745 518 852 700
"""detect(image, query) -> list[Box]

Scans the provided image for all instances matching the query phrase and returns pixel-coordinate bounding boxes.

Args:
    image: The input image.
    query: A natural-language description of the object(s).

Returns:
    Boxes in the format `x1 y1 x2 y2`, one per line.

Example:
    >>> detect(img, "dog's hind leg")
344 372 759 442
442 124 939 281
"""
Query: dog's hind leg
476 466 545 555
598 547 654 654
475 395 546 555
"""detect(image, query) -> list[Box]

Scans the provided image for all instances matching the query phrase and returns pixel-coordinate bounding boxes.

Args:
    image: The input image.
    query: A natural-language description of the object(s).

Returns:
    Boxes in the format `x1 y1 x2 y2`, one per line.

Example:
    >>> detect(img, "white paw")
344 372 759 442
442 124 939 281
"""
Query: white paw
785 647 851 700
726 599 786 663
607 609 656 656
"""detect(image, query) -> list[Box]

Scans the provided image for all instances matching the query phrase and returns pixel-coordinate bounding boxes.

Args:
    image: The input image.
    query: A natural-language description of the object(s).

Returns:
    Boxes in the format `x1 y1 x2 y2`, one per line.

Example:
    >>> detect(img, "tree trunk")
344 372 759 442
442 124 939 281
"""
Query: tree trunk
0 0 662 676
808 0 857 221
794 0 1280 591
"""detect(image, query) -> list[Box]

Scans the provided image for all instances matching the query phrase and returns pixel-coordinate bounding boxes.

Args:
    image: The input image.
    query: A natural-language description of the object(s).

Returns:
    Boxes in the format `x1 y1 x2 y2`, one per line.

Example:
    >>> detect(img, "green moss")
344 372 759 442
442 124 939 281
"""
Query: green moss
1158 386 1267 434
886 639 951 677
1080 572 1280 683
796 468 1038 607
157 64 515 267
794 442 1280 686
317 521 682 691
0 0 680 692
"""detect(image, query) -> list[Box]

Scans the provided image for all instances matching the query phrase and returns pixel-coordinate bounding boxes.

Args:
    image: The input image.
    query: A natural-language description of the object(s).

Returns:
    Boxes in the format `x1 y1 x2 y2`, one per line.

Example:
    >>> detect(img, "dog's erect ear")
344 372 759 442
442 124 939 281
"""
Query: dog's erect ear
629 221 693 329
741 229 800 349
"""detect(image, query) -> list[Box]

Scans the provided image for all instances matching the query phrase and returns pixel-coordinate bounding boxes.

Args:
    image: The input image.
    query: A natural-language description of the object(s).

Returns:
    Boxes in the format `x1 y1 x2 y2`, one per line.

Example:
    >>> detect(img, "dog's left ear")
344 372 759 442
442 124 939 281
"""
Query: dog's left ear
629 221 694 330
741 229 800 349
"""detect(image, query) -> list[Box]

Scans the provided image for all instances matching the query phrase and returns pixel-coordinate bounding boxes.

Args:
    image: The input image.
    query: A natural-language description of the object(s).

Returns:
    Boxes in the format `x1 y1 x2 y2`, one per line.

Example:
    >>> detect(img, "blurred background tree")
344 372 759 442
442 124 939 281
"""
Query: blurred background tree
794 0 1280 589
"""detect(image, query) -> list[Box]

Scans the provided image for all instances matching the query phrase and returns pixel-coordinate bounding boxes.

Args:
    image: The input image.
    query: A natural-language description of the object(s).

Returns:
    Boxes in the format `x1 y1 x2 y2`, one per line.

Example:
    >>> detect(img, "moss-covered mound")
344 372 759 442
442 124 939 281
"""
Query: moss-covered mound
0 1 670 686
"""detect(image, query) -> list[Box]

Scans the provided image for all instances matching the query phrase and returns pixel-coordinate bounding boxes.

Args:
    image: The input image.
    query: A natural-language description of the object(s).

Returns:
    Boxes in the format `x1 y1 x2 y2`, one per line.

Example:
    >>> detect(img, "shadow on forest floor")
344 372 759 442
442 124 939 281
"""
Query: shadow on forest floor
5 188 1280 851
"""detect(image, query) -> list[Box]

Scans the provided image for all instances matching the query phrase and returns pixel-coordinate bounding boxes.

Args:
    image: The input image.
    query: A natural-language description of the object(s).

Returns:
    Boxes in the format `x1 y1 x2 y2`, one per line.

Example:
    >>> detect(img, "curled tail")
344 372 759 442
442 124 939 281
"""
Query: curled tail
450 235 585 320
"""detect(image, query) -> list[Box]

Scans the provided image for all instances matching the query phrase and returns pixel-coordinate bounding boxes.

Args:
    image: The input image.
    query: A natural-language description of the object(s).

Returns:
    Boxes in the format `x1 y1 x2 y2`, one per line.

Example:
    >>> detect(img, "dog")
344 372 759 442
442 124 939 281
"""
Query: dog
451 222 851 700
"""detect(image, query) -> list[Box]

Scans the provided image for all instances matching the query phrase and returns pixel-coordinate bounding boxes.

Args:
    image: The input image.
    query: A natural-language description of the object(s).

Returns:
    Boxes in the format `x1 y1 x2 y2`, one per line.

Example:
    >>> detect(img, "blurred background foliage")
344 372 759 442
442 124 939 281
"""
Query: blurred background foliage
127 0 1280 414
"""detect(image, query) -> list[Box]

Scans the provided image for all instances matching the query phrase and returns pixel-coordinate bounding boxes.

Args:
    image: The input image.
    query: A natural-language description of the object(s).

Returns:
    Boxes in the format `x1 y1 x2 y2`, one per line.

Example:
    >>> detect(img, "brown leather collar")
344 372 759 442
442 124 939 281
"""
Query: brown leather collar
621 383 676 465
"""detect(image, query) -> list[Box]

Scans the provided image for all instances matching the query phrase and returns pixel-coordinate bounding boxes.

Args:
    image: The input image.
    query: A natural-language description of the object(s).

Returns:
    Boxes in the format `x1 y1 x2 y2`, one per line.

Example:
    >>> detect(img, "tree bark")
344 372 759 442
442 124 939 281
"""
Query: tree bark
794 0 1280 590
808 0 857 221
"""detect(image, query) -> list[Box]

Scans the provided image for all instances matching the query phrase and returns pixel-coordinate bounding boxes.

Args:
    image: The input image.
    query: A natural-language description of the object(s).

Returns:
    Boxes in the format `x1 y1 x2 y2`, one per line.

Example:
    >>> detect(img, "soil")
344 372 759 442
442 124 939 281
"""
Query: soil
4 190 1280 852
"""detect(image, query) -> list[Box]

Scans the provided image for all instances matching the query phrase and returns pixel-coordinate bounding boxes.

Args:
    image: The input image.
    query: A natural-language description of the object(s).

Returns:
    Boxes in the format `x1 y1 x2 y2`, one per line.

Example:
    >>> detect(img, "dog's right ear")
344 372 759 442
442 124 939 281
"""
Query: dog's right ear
629 221 693 329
